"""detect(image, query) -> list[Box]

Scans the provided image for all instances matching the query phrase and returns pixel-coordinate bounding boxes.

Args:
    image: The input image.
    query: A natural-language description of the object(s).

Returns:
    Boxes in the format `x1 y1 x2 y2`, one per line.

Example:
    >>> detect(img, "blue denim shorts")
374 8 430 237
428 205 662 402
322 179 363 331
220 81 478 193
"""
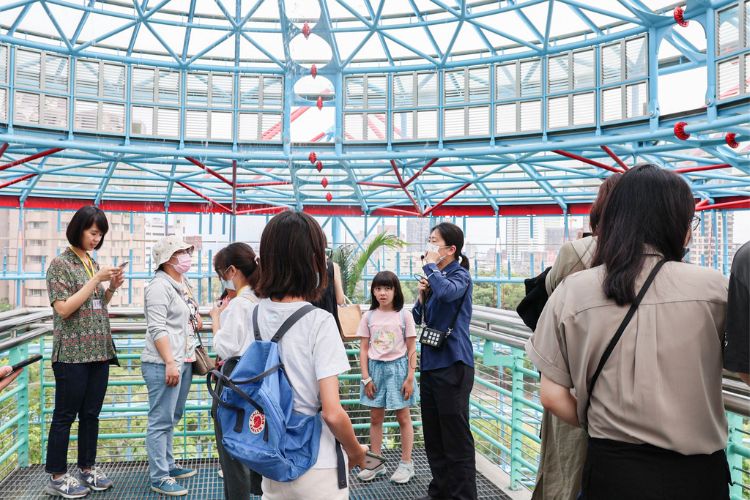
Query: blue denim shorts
360 356 418 410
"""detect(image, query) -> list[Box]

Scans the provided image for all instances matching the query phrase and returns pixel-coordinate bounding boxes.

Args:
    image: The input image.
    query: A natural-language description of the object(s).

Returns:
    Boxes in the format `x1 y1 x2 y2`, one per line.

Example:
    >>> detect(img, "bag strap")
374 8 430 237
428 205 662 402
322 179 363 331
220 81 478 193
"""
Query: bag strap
252 304 317 342
335 440 346 489
584 260 666 425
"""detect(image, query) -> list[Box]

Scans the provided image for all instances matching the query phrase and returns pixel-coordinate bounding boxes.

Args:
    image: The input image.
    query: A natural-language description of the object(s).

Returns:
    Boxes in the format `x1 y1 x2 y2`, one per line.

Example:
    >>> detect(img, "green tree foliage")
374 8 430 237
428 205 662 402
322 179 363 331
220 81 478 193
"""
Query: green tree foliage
330 232 405 301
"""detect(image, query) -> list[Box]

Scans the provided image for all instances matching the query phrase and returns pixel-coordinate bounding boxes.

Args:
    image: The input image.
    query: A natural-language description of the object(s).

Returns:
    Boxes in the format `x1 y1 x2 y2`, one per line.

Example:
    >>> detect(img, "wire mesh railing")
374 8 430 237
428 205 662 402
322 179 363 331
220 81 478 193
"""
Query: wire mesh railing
0 306 748 498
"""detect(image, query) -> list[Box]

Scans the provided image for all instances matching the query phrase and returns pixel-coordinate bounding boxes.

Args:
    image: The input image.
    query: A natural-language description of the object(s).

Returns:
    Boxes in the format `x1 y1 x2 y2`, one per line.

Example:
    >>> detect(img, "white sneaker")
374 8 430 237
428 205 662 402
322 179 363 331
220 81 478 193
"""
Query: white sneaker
389 461 415 484
357 463 386 482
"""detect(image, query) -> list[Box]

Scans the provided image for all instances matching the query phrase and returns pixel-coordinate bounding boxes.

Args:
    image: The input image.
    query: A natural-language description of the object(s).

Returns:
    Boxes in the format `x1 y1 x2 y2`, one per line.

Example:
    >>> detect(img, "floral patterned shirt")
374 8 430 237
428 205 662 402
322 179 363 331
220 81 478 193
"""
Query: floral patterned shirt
46 248 115 363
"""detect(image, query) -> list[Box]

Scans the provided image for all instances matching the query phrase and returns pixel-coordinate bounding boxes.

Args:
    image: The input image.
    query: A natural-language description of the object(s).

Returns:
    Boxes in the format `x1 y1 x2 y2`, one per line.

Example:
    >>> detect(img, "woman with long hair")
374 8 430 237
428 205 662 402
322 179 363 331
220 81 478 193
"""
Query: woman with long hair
527 164 731 499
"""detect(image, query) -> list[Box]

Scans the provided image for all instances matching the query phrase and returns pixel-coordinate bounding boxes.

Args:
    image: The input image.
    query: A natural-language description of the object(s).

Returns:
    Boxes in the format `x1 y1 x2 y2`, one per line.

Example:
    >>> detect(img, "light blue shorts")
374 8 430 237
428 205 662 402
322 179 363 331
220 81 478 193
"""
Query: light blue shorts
360 356 418 410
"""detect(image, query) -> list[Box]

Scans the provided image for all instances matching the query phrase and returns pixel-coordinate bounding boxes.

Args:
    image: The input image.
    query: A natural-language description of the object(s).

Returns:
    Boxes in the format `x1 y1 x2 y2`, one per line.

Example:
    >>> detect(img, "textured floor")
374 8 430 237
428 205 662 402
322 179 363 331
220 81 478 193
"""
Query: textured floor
0 449 510 499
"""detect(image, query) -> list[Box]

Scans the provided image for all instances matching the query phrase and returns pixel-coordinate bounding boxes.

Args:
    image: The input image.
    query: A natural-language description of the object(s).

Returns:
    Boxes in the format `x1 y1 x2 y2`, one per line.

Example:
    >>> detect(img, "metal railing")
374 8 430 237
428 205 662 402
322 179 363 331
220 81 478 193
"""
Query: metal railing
0 306 748 498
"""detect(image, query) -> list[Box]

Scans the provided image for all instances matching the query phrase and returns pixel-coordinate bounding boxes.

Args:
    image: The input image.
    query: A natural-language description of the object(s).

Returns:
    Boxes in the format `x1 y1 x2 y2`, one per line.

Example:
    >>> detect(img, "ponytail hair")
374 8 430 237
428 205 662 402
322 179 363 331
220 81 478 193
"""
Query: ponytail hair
218 242 260 289
431 222 470 271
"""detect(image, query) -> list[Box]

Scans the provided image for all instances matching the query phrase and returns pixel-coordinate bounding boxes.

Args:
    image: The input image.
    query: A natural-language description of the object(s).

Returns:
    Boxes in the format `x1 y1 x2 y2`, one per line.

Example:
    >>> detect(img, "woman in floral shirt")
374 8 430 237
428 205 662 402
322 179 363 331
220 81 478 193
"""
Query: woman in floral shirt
44 206 124 498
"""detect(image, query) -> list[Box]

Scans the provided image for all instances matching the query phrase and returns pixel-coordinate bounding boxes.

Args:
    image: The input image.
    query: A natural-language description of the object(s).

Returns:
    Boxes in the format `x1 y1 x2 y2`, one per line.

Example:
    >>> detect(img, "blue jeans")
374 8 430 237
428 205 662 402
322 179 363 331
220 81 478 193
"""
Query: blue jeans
141 362 192 483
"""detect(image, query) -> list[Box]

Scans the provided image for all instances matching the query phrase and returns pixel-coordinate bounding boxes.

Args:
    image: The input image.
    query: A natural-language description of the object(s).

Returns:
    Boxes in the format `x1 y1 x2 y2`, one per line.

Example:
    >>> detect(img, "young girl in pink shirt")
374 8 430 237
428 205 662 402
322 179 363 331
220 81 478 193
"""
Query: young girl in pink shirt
357 271 418 484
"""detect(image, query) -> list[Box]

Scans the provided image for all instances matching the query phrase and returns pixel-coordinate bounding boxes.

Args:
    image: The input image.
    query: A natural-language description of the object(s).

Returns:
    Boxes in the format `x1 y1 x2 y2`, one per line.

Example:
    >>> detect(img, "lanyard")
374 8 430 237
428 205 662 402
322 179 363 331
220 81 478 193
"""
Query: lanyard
70 247 96 279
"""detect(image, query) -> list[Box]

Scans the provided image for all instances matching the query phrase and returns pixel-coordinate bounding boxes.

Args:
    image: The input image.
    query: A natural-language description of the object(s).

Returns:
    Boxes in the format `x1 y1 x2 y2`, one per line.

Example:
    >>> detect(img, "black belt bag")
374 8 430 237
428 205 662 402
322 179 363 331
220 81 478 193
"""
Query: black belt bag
418 287 470 349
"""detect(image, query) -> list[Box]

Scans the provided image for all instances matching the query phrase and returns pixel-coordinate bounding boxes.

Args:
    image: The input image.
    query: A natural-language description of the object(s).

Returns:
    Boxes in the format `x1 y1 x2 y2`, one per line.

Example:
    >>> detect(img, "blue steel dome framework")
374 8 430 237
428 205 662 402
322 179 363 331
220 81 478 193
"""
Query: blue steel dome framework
0 0 746 220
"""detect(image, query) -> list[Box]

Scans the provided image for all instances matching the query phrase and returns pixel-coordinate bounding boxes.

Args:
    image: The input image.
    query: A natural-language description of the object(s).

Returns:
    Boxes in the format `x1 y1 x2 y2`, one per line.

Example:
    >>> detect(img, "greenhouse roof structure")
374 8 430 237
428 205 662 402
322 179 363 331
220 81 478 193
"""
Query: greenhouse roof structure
0 0 747 216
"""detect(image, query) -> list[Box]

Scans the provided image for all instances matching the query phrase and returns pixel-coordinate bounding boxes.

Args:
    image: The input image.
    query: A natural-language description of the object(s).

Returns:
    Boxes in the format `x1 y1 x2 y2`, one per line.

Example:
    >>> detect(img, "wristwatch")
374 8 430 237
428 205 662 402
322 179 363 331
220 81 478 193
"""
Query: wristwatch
361 377 372 386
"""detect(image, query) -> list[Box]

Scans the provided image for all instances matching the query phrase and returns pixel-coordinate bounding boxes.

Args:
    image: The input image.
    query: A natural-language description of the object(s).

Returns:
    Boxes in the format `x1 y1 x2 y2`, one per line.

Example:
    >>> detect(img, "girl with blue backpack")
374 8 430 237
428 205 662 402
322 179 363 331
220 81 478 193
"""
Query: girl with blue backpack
357 271 418 484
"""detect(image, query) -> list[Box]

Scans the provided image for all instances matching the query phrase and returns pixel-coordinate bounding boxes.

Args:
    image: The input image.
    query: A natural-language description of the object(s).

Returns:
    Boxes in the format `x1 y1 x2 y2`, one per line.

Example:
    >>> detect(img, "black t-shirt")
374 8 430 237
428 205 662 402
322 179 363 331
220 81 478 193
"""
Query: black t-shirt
725 240 750 374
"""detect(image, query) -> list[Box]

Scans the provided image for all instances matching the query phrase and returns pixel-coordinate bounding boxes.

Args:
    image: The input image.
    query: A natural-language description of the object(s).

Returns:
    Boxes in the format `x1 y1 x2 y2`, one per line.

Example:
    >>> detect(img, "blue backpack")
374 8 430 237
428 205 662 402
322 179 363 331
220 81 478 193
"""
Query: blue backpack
208 304 344 485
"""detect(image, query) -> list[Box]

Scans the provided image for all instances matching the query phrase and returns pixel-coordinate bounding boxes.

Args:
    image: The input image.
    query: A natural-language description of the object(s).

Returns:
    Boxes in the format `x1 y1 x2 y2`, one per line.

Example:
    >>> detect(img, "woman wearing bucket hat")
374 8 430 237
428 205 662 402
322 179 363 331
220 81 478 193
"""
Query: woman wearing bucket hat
141 235 201 496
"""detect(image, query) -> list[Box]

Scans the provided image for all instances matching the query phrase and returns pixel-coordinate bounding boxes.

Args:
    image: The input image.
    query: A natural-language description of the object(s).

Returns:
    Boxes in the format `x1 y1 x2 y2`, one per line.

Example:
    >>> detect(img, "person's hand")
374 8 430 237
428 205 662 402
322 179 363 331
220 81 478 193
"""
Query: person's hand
109 269 125 290
401 377 414 400
417 278 430 294
209 300 229 320
0 365 21 391
94 266 118 284
364 380 377 399
423 250 440 265
347 444 368 470
165 362 180 387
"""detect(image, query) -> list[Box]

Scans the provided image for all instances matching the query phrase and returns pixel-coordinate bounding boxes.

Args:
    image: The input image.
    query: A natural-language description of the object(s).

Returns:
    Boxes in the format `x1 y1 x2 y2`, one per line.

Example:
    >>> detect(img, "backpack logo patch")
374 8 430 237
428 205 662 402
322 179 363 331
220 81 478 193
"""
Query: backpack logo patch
249 410 265 434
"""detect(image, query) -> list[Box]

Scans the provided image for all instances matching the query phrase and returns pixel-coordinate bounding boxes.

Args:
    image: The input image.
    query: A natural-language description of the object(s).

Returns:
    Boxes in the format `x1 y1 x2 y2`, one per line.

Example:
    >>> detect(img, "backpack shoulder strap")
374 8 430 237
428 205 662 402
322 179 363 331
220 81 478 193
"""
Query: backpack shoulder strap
399 308 406 340
252 306 261 341
271 304 317 343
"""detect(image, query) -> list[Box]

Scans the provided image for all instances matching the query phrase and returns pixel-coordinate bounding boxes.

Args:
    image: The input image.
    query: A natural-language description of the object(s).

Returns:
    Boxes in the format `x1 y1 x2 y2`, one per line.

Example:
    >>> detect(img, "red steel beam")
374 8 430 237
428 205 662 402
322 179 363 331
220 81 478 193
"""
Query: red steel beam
389 160 423 215
0 147 64 172
0 173 37 190
372 207 422 217
176 181 232 213
185 157 234 186
600 145 629 170
674 163 732 174
695 199 710 209
235 206 288 215
404 158 439 187
695 198 750 211
553 149 625 174
0 143 8 159
423 183 472 217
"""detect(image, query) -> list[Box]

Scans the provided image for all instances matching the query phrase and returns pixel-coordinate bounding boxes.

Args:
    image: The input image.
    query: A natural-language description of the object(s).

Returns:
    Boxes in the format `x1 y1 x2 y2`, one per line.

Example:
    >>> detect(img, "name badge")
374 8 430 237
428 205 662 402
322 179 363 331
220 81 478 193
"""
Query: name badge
92 299 103 310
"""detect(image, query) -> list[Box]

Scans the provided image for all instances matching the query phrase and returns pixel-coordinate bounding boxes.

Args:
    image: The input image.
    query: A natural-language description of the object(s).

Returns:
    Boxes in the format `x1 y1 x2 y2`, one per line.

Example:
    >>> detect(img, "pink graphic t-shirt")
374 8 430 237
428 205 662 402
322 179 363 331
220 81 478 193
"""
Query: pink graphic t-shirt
357 308 417 361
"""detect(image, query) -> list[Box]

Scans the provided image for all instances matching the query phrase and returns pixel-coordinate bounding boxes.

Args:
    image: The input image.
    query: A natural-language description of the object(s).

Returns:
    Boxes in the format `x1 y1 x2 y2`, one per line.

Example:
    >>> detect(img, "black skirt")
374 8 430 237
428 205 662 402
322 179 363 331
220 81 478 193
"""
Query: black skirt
580 437 731 500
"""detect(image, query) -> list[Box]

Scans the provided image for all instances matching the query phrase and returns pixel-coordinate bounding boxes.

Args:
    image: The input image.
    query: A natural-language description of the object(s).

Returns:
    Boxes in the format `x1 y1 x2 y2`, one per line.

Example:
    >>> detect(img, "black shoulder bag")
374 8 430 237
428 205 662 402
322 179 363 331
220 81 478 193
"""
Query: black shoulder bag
417 286 470 349
583 260 665 429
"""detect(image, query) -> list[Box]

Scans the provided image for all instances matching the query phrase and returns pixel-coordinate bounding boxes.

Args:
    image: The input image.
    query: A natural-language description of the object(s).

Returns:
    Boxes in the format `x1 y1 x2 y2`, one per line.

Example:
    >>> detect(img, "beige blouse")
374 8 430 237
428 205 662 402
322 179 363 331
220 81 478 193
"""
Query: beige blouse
527 253 729 455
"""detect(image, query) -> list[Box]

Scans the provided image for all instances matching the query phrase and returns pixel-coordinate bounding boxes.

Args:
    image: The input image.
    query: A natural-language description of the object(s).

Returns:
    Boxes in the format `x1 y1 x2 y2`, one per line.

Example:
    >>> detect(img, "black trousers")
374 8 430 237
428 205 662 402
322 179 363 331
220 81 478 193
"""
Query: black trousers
45 361 109 474
581 438 731 500
211 358 263 499
420 362 477 500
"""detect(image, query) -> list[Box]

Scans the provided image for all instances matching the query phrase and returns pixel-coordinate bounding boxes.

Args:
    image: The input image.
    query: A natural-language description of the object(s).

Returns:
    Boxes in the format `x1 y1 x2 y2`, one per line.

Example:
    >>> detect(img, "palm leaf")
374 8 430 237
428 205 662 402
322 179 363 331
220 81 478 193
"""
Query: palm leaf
349 233 405 299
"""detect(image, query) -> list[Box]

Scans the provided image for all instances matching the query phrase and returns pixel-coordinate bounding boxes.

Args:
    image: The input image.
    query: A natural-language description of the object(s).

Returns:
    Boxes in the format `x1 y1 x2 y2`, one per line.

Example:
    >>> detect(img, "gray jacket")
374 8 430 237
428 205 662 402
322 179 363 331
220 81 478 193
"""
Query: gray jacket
141 270 196 365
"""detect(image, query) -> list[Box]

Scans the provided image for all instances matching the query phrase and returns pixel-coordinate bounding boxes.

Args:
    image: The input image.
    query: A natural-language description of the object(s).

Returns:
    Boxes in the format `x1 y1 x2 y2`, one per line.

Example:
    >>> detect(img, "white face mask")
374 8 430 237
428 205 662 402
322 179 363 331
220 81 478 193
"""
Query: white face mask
221 278 236 291
426 243 441 254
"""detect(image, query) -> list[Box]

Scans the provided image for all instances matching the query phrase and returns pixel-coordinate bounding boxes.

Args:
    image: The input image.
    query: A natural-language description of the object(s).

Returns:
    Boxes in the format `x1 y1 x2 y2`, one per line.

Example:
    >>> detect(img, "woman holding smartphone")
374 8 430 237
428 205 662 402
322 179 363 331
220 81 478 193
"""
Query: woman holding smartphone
45 206 123 498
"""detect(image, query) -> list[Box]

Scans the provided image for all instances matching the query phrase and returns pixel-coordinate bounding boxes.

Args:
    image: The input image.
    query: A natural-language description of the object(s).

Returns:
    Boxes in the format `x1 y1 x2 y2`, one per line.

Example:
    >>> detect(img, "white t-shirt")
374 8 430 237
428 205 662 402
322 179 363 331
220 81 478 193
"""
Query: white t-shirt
249 298 351 469
356 308 417 361
213 287 260 360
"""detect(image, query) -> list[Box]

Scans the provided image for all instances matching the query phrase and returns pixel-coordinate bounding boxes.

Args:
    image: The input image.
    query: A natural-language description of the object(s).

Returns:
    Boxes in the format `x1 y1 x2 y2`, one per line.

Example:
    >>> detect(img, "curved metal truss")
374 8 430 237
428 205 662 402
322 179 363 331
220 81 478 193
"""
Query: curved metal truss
0 0 747 216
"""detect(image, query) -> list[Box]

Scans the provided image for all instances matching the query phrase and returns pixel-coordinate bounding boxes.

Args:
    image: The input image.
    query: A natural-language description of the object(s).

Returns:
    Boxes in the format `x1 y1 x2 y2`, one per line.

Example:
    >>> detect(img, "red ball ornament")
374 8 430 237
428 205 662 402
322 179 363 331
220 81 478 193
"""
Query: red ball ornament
308 151 317 164
302 22 311 39
674 121 690 140
321 177 328 188
325 192 333 202
725 132 739 148
311 64 317 78
316 96 323 110
316 160 323 172
673 6 688 27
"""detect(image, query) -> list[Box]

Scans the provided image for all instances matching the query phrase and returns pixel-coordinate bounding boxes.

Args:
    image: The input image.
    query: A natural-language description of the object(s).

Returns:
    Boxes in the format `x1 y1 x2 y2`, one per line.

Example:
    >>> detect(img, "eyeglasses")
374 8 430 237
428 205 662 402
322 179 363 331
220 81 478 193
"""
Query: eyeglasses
174 247 194 256
691 215 701 231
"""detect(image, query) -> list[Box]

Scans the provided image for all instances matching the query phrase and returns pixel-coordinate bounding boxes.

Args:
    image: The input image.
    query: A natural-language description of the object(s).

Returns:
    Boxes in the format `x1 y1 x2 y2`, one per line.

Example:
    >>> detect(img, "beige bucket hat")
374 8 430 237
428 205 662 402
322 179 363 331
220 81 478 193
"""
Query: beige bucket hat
152 234 193 270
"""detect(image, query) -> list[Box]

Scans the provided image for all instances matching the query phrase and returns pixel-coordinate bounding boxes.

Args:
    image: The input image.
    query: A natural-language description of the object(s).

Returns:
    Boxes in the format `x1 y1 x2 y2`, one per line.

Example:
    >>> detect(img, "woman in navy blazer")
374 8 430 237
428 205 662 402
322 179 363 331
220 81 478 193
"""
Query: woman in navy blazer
412 222 476 500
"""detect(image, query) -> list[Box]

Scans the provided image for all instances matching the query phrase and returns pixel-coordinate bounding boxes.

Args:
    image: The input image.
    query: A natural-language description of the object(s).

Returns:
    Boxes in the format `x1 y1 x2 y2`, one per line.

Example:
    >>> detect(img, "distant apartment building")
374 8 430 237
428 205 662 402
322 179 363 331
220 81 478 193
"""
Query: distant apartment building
0 209 149 308
688 210 735 271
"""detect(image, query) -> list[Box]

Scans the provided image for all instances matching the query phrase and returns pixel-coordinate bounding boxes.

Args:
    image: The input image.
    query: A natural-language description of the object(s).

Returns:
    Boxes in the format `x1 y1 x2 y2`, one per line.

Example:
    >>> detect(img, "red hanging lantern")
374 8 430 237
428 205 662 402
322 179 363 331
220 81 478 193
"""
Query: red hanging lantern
325 192 333 202
316 96 323 110
316 160 323 172
674 121 690 140
673 6 688 27
725 132 739 148
321 177 328 188
311 64 317 78
302 22 311 39
308 151 317 164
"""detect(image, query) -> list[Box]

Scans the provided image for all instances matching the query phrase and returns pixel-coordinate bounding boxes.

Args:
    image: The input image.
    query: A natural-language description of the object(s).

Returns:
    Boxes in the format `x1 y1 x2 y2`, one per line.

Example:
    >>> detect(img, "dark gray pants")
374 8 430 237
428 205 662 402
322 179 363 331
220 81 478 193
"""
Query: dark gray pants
211 358 263 499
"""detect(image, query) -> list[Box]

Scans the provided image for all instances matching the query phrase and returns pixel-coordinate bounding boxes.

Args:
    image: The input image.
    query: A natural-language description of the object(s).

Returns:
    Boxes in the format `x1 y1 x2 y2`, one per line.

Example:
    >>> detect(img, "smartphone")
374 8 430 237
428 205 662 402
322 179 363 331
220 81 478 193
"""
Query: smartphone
413 273 425 282
3 354 42 378
363 451 386 470
117 261 129 269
